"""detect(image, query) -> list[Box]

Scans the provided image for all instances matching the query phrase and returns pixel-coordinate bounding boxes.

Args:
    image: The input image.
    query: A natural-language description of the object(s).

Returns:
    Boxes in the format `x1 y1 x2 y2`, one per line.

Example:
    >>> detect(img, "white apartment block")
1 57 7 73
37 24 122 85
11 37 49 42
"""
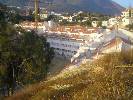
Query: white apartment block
121 8 133 18
122 17 133 26
19 21 133 63
121 8 133 26
108 18 117 27
47 36 84 58
102 21 108 27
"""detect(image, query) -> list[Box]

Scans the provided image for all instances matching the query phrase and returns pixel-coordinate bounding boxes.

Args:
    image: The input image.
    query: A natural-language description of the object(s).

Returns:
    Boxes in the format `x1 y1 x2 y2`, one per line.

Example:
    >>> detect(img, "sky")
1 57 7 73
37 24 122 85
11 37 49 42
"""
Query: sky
113 0 133 8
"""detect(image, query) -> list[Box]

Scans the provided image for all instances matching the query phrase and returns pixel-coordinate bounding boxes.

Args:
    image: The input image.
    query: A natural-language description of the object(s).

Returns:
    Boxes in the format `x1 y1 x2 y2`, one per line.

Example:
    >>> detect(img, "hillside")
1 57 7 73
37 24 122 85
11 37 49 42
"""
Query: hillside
51 0 124 15
0 0 124 15
7 51 133 100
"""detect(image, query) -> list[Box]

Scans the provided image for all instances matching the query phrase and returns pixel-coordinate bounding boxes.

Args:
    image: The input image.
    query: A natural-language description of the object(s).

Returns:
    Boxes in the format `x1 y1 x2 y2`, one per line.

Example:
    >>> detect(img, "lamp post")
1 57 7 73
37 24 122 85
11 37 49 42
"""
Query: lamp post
35 0 39 30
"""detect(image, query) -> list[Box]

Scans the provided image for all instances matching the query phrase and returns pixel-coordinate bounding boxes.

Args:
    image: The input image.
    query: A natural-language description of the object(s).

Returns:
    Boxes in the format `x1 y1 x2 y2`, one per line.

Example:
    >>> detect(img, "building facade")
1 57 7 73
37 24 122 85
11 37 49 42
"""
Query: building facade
47 36 84 58
121 8 133 26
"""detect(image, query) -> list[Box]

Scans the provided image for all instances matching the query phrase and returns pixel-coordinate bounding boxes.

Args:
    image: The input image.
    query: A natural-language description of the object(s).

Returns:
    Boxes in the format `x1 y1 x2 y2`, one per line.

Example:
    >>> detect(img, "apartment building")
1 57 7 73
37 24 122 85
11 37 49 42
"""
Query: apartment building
121 8 133 26
121 8 133 18
47 36 85 58
19 21 113 62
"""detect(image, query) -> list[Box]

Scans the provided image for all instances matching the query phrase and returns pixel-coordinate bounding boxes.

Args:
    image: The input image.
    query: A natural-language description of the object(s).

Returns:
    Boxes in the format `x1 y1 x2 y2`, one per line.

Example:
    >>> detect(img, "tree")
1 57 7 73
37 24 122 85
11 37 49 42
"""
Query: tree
0 30 54 95
80 20 92 27
0 8 54 96
97 21 102 27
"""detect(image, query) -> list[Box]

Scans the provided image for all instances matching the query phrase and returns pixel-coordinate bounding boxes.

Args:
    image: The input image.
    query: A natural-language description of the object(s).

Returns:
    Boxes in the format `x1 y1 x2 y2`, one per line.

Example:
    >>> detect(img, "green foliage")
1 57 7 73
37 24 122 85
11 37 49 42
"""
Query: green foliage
0 9 54 96
80 20 92 27
102 26 107 29
59 12 110 27
74 13 84 22
59 19 77 26
97 21 102 27
8 12 23 24
46 15 61 22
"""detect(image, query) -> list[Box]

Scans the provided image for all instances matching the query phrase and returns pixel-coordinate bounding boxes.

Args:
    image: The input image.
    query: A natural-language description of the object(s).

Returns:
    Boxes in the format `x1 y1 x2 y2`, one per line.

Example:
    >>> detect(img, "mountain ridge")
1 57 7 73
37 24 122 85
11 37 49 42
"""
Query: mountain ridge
0 0 124 15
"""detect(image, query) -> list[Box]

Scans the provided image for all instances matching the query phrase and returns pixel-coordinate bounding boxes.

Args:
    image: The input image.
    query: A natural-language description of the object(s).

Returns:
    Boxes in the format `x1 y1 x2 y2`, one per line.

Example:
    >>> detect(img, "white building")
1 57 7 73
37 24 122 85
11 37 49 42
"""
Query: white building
121 8 133 26
48 20 56 28
92 21 99 27
60 16 73 22
122 17 133 26
19 21 133 63
102 21 108 27
40 13 48 20
45 26 101 62
121 8 133 18
92 38 133 60
108 18 117 27
96 38 133 61
68 16 73 22
47 36 84 58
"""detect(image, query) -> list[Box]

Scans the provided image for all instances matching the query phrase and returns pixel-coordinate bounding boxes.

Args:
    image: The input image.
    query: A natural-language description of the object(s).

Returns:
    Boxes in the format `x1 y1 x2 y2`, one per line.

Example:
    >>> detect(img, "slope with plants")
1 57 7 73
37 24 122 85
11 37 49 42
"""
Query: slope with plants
7 50 133 100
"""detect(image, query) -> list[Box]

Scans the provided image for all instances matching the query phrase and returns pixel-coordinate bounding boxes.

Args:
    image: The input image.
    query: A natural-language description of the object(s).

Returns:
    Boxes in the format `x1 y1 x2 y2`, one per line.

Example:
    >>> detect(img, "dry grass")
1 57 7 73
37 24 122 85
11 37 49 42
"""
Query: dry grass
47 55 70 78
6 50 133 100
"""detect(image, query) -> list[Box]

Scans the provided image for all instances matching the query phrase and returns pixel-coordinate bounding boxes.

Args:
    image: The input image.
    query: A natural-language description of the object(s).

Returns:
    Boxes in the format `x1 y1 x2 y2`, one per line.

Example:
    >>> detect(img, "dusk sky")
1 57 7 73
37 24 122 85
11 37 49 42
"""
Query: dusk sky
113 0 133 7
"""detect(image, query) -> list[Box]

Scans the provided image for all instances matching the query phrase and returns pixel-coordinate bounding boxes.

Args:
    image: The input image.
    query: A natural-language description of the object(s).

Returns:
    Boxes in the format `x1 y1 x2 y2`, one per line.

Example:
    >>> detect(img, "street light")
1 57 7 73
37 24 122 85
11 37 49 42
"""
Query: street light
35 0 39 30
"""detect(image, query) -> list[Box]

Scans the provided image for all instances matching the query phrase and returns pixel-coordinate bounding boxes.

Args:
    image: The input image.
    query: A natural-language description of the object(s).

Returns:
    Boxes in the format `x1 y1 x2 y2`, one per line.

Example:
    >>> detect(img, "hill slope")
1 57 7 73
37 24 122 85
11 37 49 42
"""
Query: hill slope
0 0 124 15
7 51 133 100
51 0 124 15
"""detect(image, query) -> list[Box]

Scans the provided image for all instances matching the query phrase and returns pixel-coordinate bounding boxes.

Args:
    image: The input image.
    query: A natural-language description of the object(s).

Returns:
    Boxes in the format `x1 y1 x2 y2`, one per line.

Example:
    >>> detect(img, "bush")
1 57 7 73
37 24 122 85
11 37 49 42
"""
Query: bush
126 24 133 31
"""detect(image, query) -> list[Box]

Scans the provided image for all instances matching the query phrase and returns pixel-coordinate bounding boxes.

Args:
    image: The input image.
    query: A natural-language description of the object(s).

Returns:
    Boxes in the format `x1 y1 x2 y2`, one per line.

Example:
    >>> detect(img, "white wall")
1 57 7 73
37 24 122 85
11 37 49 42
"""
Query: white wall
47 37 84 58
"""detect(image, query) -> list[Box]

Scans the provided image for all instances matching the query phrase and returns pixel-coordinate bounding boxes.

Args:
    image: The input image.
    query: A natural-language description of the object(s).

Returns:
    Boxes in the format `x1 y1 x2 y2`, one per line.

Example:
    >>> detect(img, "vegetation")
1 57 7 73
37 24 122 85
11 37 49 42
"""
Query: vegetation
126 24 133 31
45 15 61 22
1 2 133 100
7 50 133 100
58 12 110 27
0 6 54 96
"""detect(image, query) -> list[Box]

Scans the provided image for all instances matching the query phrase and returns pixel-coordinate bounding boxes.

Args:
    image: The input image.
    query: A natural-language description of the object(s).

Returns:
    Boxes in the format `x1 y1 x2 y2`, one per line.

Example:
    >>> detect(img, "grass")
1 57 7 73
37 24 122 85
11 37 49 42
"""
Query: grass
6 50 133 100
